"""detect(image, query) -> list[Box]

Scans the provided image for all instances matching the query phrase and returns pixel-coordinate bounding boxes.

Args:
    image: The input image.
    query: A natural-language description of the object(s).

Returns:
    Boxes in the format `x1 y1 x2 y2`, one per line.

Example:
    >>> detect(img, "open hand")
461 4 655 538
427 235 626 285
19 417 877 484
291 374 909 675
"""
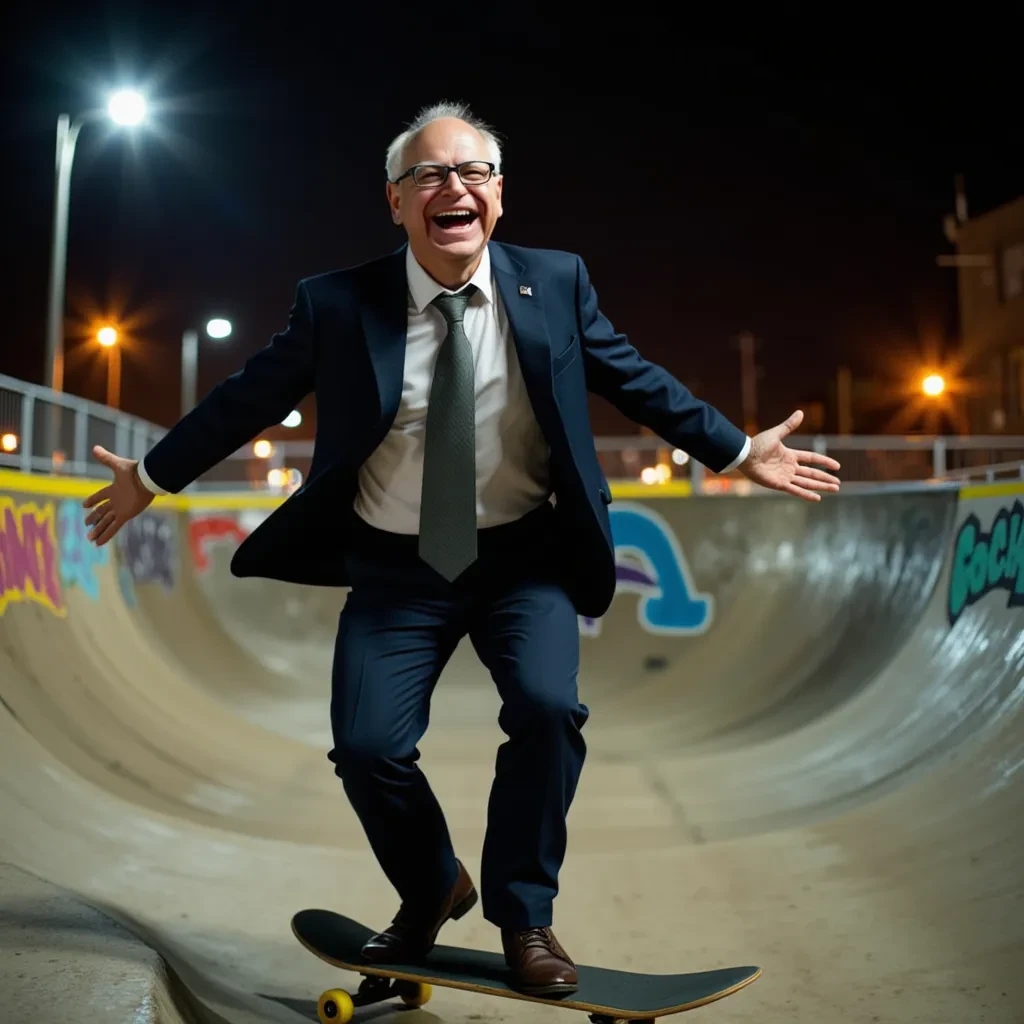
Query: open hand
82 445 154 545
737 410 841 501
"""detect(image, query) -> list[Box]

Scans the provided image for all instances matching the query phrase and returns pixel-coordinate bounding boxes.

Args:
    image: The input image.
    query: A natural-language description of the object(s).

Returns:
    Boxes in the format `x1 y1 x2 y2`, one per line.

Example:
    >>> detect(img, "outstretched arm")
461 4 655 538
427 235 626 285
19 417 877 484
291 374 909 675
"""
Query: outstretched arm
574 256 749 473
574 257 840 500
84 281 316 544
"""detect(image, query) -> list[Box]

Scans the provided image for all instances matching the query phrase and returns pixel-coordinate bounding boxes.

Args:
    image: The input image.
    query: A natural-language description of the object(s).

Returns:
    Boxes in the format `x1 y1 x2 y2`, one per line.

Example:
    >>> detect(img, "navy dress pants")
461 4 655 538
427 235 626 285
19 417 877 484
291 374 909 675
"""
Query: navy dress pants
327 502 589 931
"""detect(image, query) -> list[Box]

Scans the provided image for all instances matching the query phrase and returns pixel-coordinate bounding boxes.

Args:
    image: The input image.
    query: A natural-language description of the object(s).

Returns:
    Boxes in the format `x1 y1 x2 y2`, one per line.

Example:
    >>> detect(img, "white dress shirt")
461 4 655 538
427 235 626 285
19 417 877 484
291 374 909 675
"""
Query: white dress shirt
354 246 552 533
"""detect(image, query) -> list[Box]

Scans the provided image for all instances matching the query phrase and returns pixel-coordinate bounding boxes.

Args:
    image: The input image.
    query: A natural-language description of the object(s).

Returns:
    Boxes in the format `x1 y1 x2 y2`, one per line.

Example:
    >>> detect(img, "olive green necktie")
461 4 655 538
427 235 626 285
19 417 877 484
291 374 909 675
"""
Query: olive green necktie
418 286 477 580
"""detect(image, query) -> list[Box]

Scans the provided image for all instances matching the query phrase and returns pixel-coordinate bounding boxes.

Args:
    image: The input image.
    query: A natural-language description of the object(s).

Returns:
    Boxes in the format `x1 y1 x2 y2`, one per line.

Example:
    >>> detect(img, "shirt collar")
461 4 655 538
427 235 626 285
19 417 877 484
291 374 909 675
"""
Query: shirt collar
405 245 494 314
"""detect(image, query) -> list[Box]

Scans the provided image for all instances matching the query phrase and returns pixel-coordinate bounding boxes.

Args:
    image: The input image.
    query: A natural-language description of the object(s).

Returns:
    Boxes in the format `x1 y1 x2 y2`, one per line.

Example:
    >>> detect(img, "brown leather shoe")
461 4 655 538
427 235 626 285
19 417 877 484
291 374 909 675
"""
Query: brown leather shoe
360 860 477 962
502 927 578 995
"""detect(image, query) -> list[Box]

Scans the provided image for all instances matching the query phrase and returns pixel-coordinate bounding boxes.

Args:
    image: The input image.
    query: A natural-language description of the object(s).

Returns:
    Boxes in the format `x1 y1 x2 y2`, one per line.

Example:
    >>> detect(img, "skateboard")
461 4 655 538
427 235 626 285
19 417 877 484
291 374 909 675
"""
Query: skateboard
292 908 761 1024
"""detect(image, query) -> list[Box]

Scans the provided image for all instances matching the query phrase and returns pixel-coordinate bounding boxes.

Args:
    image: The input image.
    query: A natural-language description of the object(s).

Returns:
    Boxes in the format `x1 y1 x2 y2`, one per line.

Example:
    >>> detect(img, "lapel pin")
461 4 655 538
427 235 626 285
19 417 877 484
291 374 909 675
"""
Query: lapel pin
519 285 532 296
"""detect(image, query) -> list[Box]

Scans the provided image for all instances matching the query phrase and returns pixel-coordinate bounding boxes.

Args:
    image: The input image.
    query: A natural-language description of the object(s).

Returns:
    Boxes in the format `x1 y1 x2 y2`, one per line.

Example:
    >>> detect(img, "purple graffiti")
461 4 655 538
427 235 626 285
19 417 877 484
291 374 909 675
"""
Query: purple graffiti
0 498 64 616
579 561 657 634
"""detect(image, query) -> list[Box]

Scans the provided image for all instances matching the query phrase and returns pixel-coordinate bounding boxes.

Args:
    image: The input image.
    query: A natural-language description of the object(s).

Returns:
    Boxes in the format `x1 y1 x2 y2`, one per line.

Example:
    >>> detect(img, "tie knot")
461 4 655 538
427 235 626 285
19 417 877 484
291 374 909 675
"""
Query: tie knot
431 285 476 325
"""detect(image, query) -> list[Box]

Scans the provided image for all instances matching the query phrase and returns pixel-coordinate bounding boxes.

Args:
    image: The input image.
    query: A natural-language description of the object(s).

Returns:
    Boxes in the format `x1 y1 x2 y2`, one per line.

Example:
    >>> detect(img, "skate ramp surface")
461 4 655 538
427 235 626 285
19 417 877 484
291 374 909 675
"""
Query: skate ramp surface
0 467 1021 1023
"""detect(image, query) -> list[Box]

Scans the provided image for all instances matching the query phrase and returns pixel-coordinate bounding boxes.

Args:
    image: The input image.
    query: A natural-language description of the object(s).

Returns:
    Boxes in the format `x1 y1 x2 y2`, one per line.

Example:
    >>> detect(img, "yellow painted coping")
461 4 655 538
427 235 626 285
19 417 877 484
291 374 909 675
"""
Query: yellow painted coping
0 468 1020 508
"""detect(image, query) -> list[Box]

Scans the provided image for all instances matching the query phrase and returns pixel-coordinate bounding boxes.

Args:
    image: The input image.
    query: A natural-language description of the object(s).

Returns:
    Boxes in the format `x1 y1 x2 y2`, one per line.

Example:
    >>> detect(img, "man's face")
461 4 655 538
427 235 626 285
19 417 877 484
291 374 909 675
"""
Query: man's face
387 118 503 271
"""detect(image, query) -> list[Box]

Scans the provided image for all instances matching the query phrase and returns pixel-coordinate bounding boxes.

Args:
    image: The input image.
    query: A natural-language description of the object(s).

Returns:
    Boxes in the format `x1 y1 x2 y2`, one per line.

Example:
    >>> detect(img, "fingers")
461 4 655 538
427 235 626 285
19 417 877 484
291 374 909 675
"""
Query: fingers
794 466 841 490
774 409 804 438
87 510 117 543
85 502 109 528
797 449 841 471
82 485 113 509
783 481 822 502
93 517 122 546
92 444 119 468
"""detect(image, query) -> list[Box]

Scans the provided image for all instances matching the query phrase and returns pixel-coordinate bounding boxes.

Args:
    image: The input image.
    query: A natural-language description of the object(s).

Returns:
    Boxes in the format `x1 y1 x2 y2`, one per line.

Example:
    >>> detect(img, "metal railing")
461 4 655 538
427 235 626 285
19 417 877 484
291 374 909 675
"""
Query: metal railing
0 373 166 478
2 373 1023 494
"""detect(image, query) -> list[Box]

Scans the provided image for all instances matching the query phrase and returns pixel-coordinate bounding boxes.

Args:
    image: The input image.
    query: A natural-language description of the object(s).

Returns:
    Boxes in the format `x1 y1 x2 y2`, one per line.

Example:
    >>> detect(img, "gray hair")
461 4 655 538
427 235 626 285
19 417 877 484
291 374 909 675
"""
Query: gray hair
385 100 503 181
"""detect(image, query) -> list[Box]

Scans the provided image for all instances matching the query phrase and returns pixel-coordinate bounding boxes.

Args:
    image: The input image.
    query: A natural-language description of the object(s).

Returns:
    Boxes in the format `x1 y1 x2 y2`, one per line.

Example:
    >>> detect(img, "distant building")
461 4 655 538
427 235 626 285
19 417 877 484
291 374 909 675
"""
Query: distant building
949 193 1024 433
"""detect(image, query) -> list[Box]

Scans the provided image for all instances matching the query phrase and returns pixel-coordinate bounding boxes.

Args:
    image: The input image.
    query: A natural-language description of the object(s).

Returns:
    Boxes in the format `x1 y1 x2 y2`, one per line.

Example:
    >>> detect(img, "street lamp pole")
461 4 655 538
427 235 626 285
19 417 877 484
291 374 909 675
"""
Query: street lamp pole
43 91 147 395
181 318 232 417
181 328 199 418
44 114 86 394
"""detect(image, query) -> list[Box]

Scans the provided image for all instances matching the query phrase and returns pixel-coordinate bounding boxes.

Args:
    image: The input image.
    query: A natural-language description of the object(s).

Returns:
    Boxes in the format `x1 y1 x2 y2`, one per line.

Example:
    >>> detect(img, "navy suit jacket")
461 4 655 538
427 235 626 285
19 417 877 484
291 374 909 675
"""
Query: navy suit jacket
143 240 747 619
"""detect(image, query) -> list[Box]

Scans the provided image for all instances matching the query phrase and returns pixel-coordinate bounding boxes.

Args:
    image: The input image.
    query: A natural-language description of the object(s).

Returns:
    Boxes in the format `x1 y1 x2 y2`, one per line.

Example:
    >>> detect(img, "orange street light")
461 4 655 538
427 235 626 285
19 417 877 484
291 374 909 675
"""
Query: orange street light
96 324 121 407
1 433 18 453
922 373 945 397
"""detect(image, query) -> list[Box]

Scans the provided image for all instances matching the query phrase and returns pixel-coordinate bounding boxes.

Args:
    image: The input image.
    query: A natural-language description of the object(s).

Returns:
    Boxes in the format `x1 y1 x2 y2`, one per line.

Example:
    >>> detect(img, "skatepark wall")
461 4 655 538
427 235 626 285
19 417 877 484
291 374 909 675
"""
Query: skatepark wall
1 465 1020 824
1 466 1023 1022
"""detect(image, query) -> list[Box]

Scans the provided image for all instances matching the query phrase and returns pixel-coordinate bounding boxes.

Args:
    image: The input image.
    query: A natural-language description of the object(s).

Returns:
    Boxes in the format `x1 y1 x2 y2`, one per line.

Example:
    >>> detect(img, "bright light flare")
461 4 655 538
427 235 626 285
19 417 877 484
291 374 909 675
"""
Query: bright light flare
107 90 146 126
97 326 118 347
1 433 17 453
253 439 273 459
206 318 232 339
281 410 302 428
922 373 945 397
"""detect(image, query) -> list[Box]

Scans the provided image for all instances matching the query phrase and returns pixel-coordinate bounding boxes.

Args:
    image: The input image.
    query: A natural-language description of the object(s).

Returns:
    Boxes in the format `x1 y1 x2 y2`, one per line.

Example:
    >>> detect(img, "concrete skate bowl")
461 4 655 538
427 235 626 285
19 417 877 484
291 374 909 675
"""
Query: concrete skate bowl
0 467 1021 1022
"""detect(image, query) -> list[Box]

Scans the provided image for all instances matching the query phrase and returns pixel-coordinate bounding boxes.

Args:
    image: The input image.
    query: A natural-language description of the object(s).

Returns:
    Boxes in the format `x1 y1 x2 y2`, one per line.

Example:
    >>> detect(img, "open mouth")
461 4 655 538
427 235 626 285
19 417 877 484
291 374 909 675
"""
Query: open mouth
431 209 479 232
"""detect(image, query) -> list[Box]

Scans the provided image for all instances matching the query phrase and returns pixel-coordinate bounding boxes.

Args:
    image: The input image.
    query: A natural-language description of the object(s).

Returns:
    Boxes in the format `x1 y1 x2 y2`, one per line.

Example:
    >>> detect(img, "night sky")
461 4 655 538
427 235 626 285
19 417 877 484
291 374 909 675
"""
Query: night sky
3 4 1021 440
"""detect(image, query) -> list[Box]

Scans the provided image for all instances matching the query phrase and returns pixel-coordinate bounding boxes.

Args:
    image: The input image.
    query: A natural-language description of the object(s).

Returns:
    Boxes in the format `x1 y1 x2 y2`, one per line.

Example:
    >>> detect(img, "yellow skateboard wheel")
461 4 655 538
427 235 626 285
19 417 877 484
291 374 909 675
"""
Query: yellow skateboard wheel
317 988 354 1024
396 980 432 1007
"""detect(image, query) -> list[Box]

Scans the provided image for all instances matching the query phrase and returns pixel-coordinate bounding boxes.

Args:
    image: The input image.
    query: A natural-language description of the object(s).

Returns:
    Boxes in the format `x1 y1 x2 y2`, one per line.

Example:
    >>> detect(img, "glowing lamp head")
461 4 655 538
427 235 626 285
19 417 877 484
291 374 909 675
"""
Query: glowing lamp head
922 373 945 397
1 433 17 453
206 318 232 340
97 326 118 347
253 439 273 459
107 90 146 126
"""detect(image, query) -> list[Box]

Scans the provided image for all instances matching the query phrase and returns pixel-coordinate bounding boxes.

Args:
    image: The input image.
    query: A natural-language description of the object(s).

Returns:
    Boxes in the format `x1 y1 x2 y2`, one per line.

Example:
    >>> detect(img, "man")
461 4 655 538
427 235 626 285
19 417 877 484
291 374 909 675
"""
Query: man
83 101 841 995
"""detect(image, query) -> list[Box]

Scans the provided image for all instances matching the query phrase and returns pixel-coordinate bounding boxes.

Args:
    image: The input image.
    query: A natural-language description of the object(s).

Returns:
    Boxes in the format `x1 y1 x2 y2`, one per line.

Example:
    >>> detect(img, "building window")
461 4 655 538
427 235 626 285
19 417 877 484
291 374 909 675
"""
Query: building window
1002 243 1024 302
1010 347 1024 418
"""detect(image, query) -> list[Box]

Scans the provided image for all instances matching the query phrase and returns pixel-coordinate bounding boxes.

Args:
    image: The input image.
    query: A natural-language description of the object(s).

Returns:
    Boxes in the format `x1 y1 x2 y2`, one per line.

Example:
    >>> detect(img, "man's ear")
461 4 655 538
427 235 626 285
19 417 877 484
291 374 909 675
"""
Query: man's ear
386 181 402 224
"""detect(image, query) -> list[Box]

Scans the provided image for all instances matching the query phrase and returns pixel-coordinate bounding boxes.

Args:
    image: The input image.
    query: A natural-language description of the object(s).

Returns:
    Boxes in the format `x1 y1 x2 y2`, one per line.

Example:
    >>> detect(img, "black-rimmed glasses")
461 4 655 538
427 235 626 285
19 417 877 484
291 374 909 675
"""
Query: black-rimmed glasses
390 161 496 188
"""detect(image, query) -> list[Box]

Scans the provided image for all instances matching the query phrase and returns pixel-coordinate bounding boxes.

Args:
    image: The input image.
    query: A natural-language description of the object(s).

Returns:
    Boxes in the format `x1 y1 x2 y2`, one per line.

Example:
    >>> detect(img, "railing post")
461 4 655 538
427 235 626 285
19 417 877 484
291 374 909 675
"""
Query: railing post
114 417 130 461
932 438 947 478
20 394 34 474
690 458 705 495
74 405 87 475
132 421 148 463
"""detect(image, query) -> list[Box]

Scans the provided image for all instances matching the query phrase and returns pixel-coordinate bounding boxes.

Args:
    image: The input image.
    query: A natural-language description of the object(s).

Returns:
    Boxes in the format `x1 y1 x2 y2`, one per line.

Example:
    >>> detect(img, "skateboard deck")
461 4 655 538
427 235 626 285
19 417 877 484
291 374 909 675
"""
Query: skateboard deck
292 908 760 1023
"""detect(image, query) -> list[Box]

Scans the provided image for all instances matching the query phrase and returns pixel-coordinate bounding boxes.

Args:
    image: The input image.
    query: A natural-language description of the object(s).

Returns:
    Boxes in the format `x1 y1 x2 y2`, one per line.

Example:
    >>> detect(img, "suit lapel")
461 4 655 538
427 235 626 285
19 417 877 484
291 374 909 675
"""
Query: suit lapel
360 246 409 432
489 243 557 423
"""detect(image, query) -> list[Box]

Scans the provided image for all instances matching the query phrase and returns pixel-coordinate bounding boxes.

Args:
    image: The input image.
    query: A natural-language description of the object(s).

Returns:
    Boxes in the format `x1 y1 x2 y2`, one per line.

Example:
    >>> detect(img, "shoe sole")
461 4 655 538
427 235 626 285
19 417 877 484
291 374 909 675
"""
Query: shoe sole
516 981 579 997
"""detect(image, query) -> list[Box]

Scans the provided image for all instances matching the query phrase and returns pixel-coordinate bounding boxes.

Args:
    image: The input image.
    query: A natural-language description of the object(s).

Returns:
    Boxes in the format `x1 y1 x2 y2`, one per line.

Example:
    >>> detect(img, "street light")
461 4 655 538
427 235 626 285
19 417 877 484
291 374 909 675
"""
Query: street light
96 325 121 409
107 90 146 127
922 373 945 397
44 89 147 395
181 317 232 416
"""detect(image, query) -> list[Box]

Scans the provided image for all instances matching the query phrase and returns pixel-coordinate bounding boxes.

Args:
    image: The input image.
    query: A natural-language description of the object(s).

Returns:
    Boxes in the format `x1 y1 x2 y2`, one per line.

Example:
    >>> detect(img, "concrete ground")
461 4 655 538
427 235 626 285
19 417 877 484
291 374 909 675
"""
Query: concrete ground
0 472 1021 1022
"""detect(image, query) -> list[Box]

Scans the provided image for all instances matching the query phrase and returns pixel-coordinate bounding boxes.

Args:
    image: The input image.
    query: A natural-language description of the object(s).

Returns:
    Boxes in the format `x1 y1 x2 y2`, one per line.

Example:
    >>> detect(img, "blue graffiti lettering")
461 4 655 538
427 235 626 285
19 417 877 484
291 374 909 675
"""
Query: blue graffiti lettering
581 503 712 637
57 499 109 601
948 499 1024 625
